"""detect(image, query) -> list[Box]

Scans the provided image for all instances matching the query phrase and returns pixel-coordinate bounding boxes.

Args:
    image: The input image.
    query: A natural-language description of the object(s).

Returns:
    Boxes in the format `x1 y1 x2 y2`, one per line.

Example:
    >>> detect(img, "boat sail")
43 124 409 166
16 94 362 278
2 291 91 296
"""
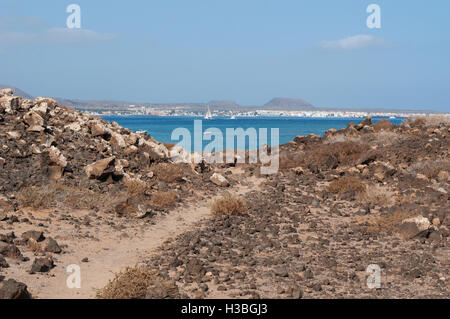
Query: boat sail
204 105 213 120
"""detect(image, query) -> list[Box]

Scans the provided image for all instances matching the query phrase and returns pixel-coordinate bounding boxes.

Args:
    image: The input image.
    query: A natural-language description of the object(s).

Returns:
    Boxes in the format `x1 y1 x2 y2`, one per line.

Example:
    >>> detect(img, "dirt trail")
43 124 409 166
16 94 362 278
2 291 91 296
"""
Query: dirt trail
2 175 263 299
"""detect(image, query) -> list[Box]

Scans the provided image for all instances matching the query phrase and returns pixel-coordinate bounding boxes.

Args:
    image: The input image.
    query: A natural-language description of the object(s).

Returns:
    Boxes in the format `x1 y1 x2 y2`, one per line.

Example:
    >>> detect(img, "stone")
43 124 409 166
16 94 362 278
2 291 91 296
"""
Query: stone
0 256 9 268
85 157 117 180
6 131 20 139
210 173 230 187
44 146 68 168
23 111 44 132
0 88 13 97
89 121 108 137
30 257 54 273
0 242 24 260
0 231 15 243
358 151 378 165
110 132 126 148
145 280 180 299
0 96 20 113
22 230 45 242
398 216 431 239
43 237 62 254
0 211 7 221
0 279 31 299
437 171 449 182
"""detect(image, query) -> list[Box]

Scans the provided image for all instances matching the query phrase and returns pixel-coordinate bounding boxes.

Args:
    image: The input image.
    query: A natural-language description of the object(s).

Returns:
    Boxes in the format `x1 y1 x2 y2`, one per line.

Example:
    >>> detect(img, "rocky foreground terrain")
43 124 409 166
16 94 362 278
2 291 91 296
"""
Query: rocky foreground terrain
0 88 448 299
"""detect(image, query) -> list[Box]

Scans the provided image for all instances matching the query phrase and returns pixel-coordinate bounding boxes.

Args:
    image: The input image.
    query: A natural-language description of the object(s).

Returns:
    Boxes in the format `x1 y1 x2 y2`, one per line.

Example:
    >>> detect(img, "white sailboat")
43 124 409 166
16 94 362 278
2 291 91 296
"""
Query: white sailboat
230 114 236 119
204 105 213 120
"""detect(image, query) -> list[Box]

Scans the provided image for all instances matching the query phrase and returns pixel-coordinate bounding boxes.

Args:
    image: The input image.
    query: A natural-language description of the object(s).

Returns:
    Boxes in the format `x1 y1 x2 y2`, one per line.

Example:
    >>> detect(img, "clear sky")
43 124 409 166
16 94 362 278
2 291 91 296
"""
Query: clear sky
0 0 449 111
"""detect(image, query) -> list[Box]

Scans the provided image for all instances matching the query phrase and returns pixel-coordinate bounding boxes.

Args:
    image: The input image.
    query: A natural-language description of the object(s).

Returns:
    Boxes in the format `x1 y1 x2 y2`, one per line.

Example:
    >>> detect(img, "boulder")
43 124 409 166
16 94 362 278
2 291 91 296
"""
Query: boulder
0 279 31 299
210 173 230 187
30 257 54 273
0 232 15 243
356 116 372 130
0 88 13 97
42 237 61 253
398 216 431 239
22 230 45 242
44 146 68 168
0 256 9 268
110 132 127 148
0 96 20 113
89 121 108 137
85 157 122 181
0 242 24 260
23 111 45 132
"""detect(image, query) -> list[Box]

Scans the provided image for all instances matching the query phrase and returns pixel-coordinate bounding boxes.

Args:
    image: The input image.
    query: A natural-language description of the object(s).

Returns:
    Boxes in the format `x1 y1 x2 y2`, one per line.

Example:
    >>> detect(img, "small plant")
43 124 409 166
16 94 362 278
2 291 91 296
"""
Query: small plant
97 266 176 299
151 191 178 208
211 193 248 216
17 184 107 211
327 176 366 194
153 163 184 183
357 184 395 207
367 210 417 233
123 178 148 196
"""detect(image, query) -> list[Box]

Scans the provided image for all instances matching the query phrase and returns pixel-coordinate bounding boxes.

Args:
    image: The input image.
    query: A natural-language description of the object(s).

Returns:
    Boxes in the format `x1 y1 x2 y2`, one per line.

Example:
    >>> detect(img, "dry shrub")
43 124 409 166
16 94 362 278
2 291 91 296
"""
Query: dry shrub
304 141 366 168
27 239 42 253
153 163 183 183
407 160 450 180
279 150 304 169
97 266 170 299
328 176 366 194
372 119 393 132
408 117 426 127
408 115 450 128
151 191 178 208
357 184 395 207
123 178 148 196
210 193 248 216
369 131 406 146
324 135 362 144
367 210 417 233
17 184 106 211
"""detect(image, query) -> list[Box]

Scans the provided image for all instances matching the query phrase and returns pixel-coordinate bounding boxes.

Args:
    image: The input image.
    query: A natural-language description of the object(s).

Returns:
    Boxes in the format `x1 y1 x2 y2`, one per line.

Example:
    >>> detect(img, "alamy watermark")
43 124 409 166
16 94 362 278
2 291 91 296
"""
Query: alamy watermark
366 4 381 29
66 4 81 29
170 120 280 175
66 264 81 289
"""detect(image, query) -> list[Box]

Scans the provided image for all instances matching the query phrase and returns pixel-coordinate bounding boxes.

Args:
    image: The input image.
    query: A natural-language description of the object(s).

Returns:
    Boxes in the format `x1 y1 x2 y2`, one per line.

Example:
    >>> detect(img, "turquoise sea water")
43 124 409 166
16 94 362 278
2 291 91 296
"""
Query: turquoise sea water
102 116 403 150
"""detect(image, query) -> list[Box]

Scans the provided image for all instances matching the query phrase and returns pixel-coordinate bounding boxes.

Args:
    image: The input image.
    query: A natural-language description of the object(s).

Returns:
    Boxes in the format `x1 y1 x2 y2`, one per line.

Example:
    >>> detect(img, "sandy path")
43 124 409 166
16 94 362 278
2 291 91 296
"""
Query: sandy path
2 175 262 299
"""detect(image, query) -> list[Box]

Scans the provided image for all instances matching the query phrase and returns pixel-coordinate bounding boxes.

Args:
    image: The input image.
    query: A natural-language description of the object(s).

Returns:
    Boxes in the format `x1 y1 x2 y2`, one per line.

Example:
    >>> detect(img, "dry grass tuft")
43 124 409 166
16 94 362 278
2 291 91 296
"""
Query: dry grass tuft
328 176 366 194
151 191 178 208
408 114 450 128
123 178 148 196
367 210 417 233
407 160 450 180
357 184 395 207
27 239 42 253
153 163 184 183
369 131 407 146
306 141 366 168
17 184 106 211
324 135 362 144
97 266 160 299
211 193 248 216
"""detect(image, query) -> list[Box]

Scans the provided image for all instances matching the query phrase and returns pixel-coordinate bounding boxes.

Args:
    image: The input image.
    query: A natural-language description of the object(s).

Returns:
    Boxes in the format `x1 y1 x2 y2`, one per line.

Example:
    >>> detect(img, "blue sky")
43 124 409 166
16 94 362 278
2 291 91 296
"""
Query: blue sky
0 0 449 111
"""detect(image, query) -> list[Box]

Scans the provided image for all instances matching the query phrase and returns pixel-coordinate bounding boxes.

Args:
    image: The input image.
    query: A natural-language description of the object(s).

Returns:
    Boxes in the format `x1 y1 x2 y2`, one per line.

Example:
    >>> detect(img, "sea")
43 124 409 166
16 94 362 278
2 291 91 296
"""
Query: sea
101 116 404 151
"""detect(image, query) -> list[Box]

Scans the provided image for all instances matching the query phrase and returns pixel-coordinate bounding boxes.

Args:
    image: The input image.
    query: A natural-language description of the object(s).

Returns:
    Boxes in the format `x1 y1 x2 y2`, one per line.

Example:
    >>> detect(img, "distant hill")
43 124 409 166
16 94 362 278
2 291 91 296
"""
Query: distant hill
0 85 34 100
264 97 315 110
207 100 240 109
